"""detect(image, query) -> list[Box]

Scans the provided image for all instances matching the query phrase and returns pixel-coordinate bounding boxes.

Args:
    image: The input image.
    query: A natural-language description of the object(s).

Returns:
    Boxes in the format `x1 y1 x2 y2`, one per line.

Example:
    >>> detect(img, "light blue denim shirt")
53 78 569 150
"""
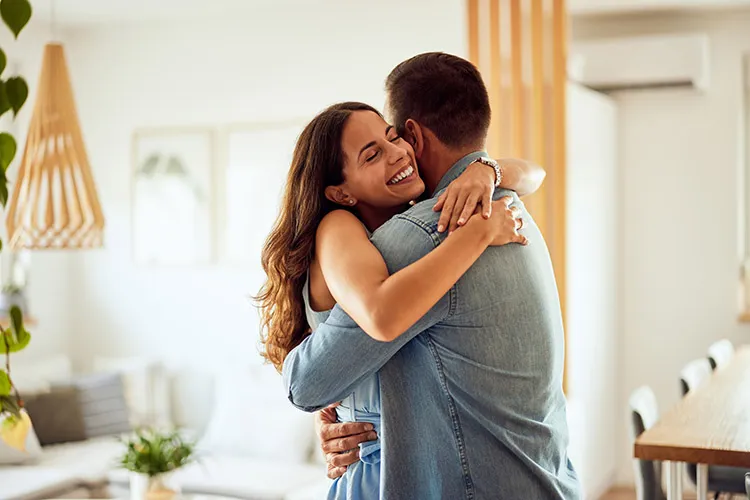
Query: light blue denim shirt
283 152 582 499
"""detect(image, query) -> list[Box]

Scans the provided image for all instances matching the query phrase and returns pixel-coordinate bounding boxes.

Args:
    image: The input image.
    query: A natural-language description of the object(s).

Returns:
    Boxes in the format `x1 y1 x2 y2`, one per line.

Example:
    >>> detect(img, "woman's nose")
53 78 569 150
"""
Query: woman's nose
385 141 407 164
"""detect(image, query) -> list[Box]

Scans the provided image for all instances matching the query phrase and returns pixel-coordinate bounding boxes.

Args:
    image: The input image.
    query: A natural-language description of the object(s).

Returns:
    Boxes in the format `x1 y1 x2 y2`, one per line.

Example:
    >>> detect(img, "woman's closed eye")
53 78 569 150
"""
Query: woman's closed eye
365 134 401 162
365 149 379 162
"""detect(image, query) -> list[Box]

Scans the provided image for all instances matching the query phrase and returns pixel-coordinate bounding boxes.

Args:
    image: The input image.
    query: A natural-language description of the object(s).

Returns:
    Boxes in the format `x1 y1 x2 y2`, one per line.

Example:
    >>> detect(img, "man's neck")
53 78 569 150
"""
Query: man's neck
420 141 484 195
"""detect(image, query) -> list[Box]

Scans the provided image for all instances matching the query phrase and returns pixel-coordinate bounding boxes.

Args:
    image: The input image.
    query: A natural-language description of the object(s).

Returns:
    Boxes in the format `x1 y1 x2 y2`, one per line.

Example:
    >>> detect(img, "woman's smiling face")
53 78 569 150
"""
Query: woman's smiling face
335 110 425 210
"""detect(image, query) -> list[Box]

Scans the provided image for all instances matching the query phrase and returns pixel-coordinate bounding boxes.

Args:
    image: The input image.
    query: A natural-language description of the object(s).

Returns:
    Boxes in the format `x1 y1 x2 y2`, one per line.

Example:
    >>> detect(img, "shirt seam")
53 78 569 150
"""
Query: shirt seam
425 336 475 499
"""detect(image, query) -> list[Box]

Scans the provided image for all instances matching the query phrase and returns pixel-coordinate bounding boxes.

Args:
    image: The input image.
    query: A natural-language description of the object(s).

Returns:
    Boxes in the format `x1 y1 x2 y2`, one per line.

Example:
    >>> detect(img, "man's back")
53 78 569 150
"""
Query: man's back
282 156 581 499
372 181 579 498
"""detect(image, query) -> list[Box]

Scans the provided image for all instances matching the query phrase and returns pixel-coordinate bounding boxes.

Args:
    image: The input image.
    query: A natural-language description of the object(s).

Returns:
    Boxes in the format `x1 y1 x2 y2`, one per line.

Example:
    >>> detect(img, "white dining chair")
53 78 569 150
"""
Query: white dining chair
629 386 666 500
707 339 735 370
679 358 713 396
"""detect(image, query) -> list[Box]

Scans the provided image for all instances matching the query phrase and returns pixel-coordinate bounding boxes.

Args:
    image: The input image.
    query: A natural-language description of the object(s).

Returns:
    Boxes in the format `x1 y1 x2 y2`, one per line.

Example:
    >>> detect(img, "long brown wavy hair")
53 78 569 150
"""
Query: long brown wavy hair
256 102 382 372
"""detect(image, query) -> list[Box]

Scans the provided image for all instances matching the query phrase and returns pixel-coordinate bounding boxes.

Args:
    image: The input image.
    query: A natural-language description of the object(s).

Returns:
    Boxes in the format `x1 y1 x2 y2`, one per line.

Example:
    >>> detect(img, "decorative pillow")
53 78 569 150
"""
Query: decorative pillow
0 410 43 464
24 372 132 445
58 372 132 439
23 386 87 445
92 356 172 428
198 364 315 463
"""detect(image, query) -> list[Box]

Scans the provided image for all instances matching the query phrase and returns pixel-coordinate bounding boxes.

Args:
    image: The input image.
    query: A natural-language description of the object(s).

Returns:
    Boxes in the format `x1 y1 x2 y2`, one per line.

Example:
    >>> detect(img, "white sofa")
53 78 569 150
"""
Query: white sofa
0 355 331 500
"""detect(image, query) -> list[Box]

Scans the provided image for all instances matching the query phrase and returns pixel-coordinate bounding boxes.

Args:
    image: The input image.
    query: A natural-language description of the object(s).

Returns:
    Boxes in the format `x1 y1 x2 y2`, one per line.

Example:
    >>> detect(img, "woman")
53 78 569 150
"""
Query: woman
257 102 544 499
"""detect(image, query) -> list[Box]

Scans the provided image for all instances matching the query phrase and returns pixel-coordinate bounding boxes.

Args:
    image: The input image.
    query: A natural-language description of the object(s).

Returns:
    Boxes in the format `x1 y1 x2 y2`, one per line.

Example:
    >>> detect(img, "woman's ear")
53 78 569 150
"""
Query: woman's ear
404 119 425 158
324 185 357 207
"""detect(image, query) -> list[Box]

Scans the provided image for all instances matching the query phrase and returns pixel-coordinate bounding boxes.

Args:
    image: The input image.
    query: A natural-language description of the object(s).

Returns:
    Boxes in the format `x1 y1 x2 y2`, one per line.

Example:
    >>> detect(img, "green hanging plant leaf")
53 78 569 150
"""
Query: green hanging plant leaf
13 329 29 352
0 48 6 76
0 167 8 208
0 371 10 396
2 329 30 354
0 395 20 418
0 81 10 119
0 0 32 39
9 305 23 337
5 76 27 116
0 132 16 171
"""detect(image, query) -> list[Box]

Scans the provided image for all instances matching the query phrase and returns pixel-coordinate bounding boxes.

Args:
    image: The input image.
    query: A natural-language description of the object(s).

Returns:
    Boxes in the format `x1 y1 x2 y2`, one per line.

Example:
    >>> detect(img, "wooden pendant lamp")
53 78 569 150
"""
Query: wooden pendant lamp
6 43 104 249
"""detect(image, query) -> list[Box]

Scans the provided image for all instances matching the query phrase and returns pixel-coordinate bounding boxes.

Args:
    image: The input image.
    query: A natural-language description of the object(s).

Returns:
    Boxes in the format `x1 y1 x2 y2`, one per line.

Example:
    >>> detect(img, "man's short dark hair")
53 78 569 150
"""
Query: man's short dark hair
385 52 491 149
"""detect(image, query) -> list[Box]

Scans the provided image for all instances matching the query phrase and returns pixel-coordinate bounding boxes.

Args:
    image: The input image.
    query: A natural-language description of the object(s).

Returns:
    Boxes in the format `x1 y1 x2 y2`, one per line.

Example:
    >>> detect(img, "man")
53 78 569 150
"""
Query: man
283 52 581 499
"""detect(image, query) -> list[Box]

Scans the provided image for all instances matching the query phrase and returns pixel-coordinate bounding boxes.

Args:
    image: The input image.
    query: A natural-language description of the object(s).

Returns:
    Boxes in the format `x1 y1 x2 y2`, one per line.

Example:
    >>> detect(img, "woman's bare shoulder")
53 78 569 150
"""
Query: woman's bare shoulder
317 209 367 238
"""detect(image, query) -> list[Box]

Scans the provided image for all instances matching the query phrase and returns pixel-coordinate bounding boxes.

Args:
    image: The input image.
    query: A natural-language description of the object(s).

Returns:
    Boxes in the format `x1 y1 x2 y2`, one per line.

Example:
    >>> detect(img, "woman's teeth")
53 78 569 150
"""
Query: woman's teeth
388 165 414 185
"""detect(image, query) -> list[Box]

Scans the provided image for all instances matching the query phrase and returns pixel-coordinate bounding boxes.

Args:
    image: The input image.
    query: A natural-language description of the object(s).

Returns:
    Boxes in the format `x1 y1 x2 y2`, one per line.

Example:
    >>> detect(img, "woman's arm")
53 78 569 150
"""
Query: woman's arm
316 202 524 342
434 157 546 234
497 158 546 197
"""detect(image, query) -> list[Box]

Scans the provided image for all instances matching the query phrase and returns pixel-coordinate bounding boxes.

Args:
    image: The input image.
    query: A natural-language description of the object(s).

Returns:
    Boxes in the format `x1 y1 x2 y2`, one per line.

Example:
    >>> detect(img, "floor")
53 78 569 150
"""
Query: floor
599 488 635 500
599 488 745 500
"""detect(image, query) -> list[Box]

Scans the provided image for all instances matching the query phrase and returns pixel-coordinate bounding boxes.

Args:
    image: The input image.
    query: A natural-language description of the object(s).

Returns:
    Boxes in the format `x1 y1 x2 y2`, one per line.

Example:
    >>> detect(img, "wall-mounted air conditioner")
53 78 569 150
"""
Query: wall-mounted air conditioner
569 33 710 92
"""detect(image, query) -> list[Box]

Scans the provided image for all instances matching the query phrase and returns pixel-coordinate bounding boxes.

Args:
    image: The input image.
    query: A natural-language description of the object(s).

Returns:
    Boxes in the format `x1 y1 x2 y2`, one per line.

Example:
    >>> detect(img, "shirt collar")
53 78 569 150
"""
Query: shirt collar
433 151 489 195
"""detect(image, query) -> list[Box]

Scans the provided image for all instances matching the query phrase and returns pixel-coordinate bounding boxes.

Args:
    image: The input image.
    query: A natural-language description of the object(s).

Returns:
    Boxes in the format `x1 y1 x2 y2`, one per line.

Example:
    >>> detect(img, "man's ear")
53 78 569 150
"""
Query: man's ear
404 119 425 158
324 185 357 207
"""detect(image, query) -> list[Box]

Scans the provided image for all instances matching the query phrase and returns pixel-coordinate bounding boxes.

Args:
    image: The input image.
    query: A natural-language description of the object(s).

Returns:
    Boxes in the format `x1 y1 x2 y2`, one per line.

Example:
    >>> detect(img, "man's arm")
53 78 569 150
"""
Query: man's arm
316 404 376 479
282 216 451 412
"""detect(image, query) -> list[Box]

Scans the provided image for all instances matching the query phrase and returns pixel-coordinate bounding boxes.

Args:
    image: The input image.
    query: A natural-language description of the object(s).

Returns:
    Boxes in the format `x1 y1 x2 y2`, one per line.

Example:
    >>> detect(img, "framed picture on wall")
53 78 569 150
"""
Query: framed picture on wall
132 128 216 266
219 121 305 267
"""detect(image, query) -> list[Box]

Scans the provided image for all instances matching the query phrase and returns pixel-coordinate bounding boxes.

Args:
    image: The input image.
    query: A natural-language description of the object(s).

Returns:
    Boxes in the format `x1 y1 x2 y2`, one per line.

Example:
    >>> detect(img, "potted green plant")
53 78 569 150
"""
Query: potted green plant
118 428 196 500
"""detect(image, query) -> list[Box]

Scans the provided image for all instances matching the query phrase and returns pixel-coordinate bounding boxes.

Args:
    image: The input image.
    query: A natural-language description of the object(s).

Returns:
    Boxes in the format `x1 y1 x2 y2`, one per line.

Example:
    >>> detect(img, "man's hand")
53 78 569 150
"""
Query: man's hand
315 403 377 480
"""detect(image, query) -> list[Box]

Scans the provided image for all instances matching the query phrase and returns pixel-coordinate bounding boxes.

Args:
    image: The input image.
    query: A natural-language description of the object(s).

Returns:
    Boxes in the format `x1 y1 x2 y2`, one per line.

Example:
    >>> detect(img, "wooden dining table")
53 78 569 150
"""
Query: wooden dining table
634 345 750 500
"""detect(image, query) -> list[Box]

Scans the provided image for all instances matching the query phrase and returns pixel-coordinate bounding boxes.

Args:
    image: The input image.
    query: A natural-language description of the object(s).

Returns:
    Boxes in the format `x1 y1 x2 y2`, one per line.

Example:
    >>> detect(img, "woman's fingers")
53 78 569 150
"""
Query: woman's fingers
437 189 456 232
456 192 480 229
481 188 493 219
448 190 470 233
433 191 447 212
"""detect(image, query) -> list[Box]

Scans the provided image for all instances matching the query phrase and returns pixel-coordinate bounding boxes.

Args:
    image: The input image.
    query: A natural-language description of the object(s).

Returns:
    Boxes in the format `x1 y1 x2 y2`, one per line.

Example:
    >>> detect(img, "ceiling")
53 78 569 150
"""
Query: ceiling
27 0 750 26
31 0 417 25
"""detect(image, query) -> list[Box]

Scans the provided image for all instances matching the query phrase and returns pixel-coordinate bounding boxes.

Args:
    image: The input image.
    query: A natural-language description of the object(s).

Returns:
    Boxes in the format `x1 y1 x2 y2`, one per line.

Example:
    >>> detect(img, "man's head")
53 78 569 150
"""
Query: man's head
384 52 491 153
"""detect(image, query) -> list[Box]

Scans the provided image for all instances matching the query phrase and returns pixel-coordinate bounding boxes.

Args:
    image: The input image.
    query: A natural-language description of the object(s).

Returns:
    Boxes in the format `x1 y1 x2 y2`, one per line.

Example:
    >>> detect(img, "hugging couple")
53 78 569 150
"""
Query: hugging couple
256 52 582 499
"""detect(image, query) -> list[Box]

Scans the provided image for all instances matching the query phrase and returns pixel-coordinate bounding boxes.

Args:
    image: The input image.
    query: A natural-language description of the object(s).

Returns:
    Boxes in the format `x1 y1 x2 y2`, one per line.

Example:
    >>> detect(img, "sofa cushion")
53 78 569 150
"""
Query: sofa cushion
32 436 125 483
92 356 172 428
0 467 80 500
284 479 333 500
198 364 315 464
108 455 327 500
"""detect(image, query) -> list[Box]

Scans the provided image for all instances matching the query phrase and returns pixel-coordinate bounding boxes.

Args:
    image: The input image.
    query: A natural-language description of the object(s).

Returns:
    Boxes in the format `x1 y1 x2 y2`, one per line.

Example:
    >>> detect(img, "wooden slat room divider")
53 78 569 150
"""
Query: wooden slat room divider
467 0 568 388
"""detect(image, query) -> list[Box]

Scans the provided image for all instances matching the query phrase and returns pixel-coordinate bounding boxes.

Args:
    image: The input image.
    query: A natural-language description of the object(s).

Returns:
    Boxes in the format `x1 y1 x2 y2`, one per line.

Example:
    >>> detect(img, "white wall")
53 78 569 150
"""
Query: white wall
565 83 619 498
573 8 750 485
56 2 466 368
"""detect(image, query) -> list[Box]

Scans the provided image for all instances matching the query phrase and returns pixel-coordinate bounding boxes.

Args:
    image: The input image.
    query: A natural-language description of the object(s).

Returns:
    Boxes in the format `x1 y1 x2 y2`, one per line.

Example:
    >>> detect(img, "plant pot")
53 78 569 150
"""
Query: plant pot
129 472 180 500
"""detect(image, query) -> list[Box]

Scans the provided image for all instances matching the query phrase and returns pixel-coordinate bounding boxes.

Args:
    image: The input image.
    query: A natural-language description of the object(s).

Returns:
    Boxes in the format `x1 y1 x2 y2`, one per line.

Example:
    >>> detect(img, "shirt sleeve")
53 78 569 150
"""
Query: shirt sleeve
281 216 452 412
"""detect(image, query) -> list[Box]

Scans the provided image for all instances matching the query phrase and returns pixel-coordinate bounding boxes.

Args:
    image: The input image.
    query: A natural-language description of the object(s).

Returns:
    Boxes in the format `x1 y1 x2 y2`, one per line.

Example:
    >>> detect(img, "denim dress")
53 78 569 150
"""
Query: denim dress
302 276 381 500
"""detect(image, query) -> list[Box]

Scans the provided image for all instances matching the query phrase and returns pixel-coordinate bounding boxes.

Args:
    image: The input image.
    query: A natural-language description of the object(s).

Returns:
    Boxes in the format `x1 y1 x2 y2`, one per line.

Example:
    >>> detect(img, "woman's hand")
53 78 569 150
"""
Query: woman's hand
433 161 495 234
464 196 528 247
